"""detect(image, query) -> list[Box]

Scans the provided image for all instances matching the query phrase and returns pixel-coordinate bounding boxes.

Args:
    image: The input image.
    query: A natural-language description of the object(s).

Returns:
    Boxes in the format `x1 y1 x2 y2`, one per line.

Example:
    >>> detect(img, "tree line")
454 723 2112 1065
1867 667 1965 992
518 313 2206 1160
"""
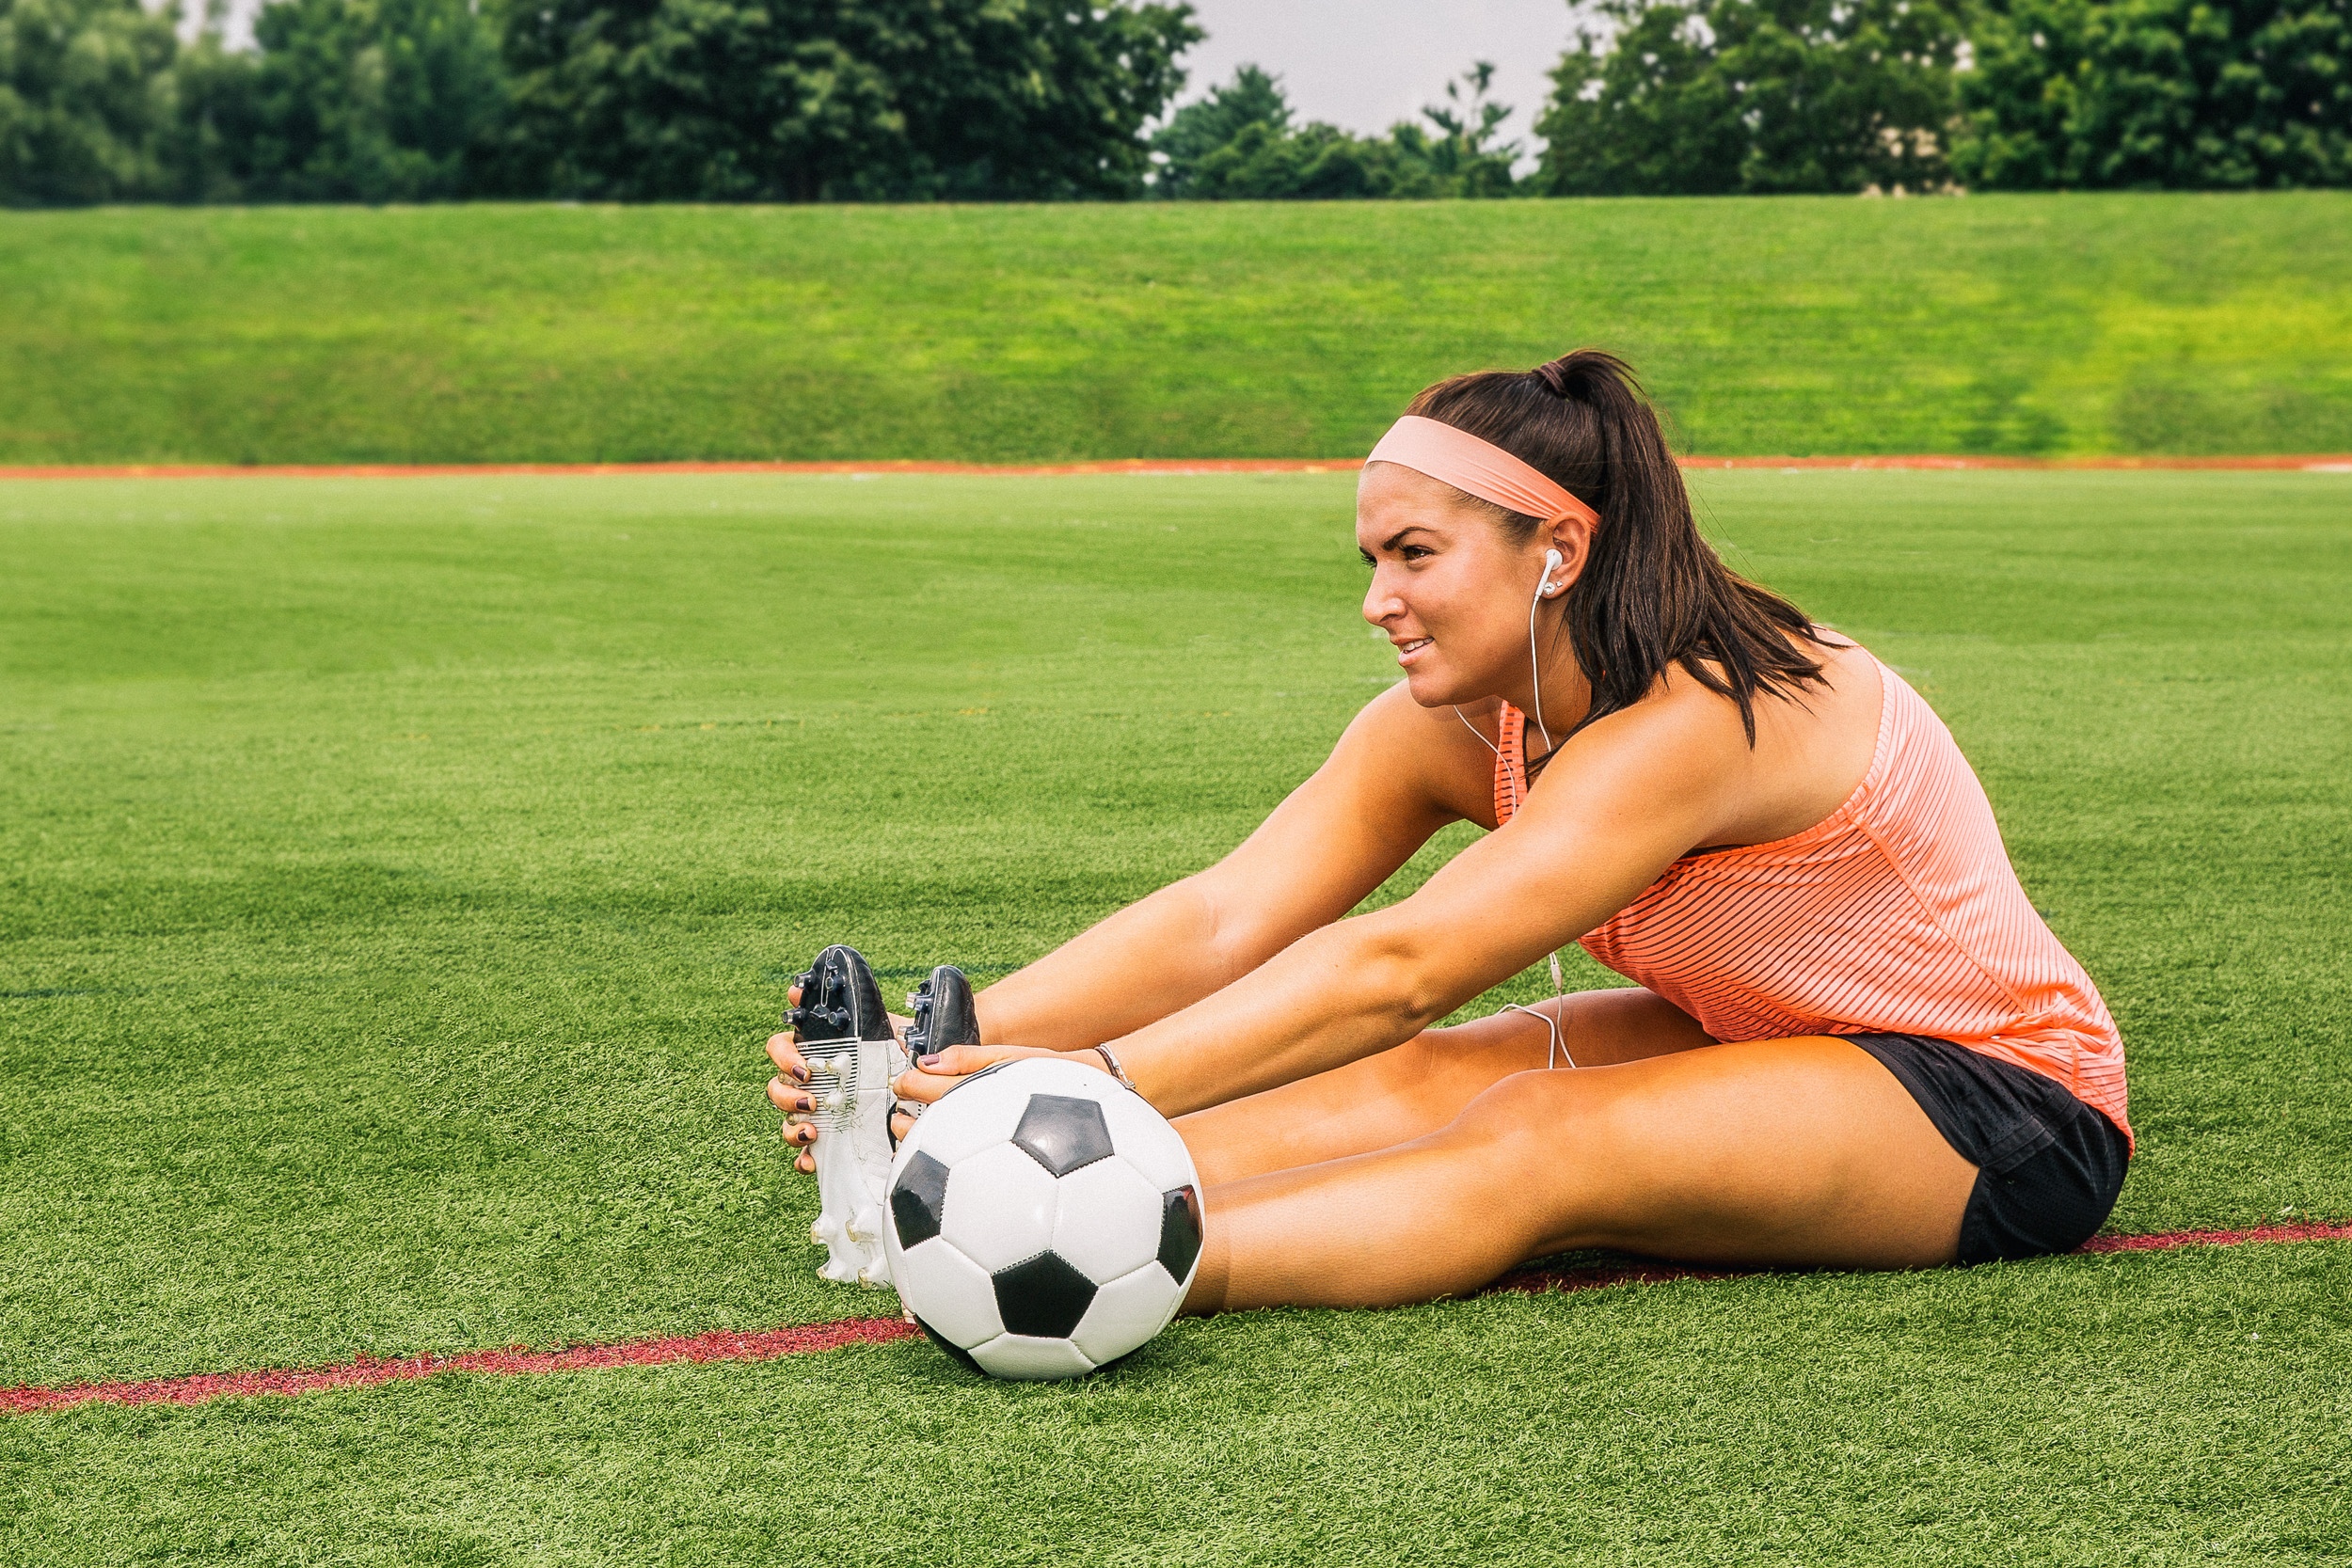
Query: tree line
2 0 2344 205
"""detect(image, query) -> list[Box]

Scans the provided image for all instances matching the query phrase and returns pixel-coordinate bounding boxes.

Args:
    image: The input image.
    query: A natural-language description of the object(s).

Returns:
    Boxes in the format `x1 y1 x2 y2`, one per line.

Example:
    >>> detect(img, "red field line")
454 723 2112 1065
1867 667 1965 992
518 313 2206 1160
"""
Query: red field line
2 455 2348 481
2 1318 918 1417
8 1221 2345 1416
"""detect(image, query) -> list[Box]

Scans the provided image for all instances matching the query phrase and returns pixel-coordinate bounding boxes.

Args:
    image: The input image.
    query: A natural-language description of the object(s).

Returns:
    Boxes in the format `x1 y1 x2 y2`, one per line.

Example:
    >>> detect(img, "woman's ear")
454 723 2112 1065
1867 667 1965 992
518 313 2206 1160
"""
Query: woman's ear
1543 516 1595 594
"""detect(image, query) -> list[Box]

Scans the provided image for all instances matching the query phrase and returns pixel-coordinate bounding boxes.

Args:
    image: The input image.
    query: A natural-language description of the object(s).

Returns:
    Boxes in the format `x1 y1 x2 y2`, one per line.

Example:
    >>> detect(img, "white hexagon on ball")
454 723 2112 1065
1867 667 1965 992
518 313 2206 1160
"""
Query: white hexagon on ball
1048 1157 1165 1283
936 1140 1060 1273
890 1237 1001 1351
969 1333 1097 1381
1070 1261 1186 1368
1094 1089 1198 1193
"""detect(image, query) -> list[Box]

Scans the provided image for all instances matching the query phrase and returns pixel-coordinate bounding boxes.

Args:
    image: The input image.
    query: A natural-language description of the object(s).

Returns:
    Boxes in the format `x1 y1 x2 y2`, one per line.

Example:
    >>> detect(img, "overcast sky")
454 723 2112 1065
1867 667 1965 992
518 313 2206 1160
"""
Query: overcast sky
1172 0 1577 157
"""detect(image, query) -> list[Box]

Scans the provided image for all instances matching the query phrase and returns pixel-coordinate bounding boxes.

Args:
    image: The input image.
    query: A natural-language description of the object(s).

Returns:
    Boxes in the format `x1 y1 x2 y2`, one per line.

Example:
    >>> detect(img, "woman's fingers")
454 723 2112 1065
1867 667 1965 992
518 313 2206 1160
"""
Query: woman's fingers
892 1043 1068 1104
766 1075 817 1115
766 1032 810 1082
892 1045 1015 1104
912 1042 1015 1076
767 1035 819 1164
890 1110 916 1143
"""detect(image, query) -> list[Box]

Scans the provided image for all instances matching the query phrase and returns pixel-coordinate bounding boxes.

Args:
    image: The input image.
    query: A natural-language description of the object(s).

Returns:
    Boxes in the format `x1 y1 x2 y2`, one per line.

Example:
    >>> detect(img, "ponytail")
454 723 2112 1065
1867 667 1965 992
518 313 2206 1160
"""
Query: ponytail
1405 350 1827 746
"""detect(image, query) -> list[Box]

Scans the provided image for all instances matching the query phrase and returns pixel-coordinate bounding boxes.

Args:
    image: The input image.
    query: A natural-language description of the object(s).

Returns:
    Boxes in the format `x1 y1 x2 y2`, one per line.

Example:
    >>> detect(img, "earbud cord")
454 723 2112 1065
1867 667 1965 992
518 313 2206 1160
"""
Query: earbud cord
1486 562 1579 1069
1525 566 1556 759
1453 562 1559 759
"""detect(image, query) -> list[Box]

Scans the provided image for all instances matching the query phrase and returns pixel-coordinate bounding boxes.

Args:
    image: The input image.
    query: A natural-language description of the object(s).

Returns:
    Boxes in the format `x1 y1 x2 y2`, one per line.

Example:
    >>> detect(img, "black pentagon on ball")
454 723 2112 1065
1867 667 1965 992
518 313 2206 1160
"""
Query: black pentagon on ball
1158 1184 1203 1282
1010 1094 1116 1178
891 1150 950 1249
913 1315 986 1377
992 1251 1098 1339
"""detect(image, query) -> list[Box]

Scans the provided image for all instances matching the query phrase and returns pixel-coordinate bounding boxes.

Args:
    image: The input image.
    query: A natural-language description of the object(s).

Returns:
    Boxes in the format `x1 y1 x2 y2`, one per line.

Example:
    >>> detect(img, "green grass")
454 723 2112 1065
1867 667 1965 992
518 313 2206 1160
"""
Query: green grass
3 467 2349 1562
3 194 2351 467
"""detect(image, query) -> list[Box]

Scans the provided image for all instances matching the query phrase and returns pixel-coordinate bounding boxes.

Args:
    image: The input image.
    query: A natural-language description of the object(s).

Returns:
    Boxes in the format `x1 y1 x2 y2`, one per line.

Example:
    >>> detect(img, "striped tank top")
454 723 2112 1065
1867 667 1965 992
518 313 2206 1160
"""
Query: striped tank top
1492 657 2130 1143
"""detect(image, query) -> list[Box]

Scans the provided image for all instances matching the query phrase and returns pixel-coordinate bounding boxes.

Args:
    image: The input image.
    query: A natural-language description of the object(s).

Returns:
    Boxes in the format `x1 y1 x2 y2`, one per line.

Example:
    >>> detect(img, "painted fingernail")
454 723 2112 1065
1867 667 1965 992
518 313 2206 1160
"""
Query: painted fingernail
790 1065 809 1083
795 1096 813 1112
919 1053 941 1069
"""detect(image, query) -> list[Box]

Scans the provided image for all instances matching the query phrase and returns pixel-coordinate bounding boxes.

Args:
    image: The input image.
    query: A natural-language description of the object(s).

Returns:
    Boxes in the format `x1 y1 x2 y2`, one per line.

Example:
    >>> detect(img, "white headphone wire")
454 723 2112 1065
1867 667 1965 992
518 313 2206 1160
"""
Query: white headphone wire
1455 555 1575 1069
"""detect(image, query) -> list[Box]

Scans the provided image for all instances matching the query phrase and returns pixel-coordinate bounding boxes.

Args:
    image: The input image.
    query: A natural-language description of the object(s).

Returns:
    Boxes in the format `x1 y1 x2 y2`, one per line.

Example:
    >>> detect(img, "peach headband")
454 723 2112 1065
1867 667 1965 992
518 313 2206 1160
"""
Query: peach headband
1364 415 1598 528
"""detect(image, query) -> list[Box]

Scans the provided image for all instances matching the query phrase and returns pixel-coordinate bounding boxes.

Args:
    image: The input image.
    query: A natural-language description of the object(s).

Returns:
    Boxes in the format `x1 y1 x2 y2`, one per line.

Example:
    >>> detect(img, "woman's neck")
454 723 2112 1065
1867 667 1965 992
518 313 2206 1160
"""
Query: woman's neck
1506 646 1591 758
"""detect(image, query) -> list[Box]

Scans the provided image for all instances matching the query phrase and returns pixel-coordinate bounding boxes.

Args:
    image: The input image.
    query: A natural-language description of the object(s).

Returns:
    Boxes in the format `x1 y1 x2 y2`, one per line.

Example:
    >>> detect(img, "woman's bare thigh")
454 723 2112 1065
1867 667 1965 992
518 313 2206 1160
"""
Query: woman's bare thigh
1175 986 1714 1187
1184 1035 1978 1313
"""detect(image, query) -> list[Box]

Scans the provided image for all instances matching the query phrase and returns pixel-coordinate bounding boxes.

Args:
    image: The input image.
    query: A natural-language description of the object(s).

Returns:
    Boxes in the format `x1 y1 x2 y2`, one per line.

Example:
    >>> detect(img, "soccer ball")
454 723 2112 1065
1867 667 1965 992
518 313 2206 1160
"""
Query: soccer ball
882 1056 1203 1380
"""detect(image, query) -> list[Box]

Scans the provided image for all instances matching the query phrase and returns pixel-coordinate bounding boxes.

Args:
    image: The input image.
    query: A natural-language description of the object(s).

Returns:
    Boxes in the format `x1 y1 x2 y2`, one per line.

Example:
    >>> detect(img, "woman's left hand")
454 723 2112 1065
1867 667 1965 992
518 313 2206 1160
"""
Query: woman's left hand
889 1043 1104 1143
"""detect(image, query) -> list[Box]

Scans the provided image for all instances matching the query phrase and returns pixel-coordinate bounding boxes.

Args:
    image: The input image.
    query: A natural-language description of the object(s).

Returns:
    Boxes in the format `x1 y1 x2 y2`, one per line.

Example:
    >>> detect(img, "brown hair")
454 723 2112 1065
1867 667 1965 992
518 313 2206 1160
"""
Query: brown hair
1406 349 1828 748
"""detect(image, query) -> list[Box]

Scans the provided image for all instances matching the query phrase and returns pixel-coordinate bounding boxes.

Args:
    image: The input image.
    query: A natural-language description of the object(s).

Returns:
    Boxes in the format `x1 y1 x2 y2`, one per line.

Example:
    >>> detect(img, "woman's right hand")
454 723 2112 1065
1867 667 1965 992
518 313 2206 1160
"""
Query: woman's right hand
766 1022 819 1174
764 990 914 1174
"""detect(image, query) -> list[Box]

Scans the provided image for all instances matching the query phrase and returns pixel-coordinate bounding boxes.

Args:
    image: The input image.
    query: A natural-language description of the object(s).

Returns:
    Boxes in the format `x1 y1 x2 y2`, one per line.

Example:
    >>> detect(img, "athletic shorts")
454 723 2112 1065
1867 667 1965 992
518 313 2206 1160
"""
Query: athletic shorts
1846 1032 2130 1266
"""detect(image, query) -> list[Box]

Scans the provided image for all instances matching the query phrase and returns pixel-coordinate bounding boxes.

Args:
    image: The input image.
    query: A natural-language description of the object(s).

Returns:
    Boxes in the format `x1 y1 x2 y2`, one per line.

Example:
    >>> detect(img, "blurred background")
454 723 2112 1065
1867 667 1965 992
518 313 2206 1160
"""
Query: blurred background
1 0 2345 465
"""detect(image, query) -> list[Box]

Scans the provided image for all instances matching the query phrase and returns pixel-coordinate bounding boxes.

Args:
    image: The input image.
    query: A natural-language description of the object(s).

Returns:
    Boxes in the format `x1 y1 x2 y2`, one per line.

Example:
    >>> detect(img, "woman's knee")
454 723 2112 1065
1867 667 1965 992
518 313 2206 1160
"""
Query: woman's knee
1426 1067 1612 1168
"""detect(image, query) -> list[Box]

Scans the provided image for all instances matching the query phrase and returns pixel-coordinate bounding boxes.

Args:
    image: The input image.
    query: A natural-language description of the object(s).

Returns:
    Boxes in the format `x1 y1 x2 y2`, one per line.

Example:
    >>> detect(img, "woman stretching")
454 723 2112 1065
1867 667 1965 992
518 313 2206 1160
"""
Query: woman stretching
766 350 2130 1311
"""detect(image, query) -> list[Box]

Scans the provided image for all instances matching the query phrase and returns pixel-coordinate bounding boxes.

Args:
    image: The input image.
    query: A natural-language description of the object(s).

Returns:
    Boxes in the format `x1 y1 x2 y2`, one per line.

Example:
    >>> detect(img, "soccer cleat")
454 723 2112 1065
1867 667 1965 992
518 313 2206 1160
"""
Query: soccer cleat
903 964 981 1065
895 964 980 1155
785 944 906 1288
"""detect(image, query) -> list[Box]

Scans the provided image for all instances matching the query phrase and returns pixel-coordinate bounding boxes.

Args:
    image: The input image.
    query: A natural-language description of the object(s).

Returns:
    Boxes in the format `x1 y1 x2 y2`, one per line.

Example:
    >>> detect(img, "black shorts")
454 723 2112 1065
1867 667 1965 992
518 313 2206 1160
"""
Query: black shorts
1847 1033 2130 1266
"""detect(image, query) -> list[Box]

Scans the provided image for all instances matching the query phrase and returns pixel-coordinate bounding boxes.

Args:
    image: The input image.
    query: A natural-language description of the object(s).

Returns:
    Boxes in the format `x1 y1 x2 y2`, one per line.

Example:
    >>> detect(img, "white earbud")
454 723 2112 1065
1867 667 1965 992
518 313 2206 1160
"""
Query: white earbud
1539 547 1565 596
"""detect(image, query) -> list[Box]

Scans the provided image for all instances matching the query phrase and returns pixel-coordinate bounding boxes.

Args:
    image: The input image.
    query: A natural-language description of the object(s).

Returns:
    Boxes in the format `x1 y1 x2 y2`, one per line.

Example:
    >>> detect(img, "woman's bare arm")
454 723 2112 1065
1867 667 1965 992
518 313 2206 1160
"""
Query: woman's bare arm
1072 679 1762 1113
970 684 1484 1052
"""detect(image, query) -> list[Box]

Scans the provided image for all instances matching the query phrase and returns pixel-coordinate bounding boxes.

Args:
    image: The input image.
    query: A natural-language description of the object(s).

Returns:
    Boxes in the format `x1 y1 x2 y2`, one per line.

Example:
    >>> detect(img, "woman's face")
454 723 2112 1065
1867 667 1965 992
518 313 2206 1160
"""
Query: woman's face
1357 461 1570 709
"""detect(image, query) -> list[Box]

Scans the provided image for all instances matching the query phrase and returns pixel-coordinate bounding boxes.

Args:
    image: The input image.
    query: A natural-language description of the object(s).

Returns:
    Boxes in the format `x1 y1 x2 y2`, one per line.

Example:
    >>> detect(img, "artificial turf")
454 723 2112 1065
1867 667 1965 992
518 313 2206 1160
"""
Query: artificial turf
3 193 2351 467
3 467 2348 1561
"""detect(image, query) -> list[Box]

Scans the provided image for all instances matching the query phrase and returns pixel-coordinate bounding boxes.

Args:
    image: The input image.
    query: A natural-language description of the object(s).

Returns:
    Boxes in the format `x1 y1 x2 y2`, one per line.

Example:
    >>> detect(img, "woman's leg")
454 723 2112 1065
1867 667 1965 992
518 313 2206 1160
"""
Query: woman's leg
1184 1035 1978 1312
1176 987 1716 1186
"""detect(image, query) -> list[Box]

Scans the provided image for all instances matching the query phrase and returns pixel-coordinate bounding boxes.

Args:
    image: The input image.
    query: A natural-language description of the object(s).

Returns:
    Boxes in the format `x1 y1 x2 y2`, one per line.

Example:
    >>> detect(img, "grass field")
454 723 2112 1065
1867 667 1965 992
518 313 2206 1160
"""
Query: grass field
5 193 2352 467
4 466 2349 1562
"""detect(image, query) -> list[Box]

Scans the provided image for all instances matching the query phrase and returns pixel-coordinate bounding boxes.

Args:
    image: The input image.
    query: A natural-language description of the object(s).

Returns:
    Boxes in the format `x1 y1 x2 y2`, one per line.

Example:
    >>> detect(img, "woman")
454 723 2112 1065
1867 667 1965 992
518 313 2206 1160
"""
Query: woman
766 351 2130 1312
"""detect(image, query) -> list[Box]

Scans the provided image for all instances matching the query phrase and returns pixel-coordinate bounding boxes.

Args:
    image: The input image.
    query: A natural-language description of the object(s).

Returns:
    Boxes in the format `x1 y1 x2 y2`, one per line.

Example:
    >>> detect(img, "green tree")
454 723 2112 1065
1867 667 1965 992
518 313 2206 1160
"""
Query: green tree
1151 61 1520 198
498 0 1200 201
251 0 505 198
167 0 506 201
1953 0 2351 188
1534 0 1964 195
1415 61 1521 195
1149 59 1289 196
0 0 178 204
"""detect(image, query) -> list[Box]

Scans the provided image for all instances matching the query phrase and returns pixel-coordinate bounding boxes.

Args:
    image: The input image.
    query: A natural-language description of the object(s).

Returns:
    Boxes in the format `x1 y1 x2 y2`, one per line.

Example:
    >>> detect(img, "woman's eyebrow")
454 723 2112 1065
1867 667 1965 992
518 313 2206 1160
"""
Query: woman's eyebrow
1379 527 1431 552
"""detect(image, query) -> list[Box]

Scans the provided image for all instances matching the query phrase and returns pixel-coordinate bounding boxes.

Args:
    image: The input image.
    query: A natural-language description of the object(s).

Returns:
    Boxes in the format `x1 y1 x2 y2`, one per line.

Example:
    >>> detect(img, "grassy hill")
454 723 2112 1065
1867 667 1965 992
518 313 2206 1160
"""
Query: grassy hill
3 193 2348 465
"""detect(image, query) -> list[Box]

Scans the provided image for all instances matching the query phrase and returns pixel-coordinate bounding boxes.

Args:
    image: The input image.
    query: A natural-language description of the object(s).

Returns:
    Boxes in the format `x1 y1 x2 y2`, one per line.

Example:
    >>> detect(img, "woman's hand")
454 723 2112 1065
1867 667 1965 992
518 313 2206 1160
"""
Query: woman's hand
762 1003 914 1175
887 1043 1104 1144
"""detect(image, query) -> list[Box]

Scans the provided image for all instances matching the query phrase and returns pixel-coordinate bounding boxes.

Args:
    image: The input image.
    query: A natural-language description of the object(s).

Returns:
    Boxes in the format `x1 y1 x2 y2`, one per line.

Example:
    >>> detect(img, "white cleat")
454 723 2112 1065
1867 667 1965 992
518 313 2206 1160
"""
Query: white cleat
784 945 910 1289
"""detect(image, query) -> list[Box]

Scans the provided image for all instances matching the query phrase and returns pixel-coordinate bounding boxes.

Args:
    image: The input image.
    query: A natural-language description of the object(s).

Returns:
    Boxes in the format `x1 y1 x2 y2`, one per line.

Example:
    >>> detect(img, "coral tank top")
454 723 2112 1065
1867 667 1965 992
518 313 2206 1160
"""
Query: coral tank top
1492 657 2130 1144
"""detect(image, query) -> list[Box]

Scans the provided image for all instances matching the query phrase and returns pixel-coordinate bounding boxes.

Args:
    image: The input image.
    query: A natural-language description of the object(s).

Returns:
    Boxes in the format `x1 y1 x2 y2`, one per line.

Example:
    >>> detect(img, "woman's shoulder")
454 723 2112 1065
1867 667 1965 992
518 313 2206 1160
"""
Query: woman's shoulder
1629 630 1875 731
1587 634 1883 847
1336 681 1507 828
